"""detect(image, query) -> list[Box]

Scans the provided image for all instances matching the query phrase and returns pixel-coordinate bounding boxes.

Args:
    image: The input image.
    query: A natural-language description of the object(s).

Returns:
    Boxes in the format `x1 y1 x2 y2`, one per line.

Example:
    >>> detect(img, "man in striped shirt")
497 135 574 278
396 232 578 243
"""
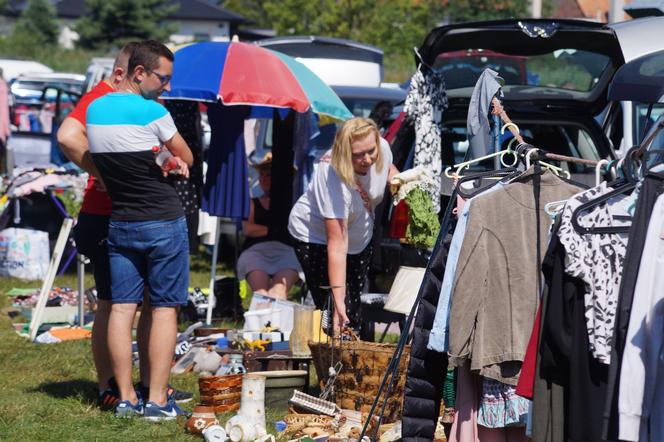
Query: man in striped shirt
87 40 193 420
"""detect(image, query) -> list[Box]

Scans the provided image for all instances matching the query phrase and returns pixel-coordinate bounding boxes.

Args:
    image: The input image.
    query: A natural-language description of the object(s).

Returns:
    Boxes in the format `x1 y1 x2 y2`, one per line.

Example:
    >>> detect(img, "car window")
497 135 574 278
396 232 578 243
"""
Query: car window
634 103 664 146
435 49 612 93
342 98 385 118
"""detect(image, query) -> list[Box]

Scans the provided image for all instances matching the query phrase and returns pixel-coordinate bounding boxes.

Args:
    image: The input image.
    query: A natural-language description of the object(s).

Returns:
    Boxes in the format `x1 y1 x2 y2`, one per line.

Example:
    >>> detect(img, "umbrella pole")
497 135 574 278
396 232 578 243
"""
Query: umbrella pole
206 217 221 325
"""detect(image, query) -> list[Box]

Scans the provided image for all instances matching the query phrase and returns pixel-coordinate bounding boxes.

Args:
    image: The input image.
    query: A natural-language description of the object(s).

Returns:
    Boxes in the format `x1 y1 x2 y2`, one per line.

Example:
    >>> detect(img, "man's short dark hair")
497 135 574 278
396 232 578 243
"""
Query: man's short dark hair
112 41 140 71
128 40 174 77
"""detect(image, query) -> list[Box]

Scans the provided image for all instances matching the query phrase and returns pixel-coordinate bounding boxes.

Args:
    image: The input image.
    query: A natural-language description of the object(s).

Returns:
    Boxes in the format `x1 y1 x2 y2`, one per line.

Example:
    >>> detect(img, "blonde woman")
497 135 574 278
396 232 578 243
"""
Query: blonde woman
288 117 398 333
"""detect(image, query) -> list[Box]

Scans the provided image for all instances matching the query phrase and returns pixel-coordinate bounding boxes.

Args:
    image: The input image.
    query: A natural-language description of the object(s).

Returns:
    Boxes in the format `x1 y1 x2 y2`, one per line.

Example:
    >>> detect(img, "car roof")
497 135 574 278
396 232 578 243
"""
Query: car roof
331 85 406 101
608 49 664 103
0 59 53 81
258 36 383 57
608 16 664 63
14 72 85 82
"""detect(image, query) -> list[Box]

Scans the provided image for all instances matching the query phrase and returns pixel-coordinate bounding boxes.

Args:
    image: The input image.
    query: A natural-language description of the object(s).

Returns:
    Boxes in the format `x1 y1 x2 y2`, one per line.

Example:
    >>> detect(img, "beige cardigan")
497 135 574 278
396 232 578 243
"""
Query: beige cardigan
448 168 582 385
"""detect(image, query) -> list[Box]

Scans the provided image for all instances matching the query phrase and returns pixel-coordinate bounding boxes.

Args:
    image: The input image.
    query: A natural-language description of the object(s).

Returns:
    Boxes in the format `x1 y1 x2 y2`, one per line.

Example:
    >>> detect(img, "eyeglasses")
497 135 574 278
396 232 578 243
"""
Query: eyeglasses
147 70 172 86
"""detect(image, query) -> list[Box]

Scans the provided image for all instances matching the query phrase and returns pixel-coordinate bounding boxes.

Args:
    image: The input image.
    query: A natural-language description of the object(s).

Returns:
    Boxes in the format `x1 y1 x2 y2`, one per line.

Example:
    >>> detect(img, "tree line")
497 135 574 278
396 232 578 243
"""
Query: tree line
1 0 538 79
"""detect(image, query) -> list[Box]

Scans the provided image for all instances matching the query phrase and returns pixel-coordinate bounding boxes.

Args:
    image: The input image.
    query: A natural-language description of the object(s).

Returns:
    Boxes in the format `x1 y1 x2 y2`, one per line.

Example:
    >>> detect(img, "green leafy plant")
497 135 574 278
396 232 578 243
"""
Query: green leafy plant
404 187 439 249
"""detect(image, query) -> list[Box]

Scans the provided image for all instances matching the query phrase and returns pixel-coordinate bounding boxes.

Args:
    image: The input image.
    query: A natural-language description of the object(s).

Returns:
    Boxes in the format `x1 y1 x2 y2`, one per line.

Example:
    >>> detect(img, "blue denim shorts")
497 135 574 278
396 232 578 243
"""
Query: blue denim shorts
107 216 189 307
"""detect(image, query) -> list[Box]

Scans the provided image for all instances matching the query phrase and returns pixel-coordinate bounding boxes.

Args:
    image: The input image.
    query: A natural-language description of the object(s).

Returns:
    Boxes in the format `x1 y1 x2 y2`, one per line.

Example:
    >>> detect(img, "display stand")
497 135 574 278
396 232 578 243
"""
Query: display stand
29 217 74 341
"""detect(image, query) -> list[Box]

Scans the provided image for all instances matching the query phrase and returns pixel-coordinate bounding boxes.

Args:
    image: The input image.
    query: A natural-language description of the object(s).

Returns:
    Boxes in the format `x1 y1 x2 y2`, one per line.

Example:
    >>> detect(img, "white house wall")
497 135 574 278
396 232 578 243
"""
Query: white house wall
170 20 230 44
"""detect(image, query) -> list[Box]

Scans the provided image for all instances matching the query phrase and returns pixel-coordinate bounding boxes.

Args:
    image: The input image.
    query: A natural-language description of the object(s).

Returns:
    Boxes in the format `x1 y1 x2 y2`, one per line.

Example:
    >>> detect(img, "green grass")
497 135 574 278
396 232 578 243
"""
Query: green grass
0 253 291 441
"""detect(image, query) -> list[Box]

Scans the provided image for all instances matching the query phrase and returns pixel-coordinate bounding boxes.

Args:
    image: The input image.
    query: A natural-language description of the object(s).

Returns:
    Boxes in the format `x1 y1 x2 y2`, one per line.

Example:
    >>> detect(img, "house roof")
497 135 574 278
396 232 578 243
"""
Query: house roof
551 0 585 18
5 0 248 23
576 0 609 20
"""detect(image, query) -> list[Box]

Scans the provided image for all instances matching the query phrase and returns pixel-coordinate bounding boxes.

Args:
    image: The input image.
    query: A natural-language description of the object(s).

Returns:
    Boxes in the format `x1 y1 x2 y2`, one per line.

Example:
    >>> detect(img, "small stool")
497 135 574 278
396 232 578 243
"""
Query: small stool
360 293 406 342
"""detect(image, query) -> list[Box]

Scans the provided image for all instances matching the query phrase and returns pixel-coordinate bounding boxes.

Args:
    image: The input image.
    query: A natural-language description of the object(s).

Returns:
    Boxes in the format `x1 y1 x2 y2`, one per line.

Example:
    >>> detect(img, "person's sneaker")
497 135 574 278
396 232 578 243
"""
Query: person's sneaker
136 382 194 404
143 398 183 421
114 399 144 418
167 385 193 403
98 377 120 411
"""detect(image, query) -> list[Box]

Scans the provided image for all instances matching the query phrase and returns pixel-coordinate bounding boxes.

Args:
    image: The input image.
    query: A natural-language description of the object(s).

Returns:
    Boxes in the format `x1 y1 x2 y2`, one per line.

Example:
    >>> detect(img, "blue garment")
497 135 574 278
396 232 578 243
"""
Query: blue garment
427 181 504 353
202 103 250 221
108 216 189 307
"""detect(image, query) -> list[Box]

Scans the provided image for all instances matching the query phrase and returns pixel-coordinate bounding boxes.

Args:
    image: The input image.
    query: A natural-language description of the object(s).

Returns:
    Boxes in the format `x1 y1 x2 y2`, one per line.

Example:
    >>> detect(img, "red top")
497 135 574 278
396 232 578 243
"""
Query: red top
515 303 542 400
69 81 114 216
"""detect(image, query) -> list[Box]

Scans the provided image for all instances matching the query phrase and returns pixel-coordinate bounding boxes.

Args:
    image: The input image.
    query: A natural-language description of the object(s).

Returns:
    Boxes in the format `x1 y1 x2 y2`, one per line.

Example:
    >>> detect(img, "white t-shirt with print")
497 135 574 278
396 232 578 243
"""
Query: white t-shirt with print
288 138 392 254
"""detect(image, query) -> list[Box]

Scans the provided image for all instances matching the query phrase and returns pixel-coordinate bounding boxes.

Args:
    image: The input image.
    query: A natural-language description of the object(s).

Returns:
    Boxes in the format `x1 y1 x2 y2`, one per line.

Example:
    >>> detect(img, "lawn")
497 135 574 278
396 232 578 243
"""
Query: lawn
0 254 292 441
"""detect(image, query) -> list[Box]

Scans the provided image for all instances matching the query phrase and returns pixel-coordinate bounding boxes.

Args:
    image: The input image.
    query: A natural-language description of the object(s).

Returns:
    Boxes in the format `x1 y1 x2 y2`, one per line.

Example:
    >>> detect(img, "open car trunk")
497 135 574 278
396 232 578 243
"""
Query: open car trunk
419 19 625 116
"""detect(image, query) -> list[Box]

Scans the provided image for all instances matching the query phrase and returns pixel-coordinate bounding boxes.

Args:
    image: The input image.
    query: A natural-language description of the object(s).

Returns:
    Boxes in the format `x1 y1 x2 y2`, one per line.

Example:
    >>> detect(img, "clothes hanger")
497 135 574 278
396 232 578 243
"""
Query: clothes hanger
595 159 610 187
455 167 519 199
544 200 567 217
524 148 571 179
444 122 522 178
570 146 641 234
544 159 606 218
570 183 635 234
444 147 519 178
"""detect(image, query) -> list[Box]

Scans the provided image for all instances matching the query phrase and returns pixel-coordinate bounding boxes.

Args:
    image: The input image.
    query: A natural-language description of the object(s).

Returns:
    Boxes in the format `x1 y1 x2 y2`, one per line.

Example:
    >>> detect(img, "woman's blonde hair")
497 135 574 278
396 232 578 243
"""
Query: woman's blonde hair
331 117 383 188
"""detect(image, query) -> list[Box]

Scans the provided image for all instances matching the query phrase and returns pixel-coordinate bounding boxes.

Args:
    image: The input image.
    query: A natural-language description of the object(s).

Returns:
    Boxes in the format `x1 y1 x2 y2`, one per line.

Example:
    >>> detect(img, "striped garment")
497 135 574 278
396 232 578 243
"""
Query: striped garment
86 92 183 221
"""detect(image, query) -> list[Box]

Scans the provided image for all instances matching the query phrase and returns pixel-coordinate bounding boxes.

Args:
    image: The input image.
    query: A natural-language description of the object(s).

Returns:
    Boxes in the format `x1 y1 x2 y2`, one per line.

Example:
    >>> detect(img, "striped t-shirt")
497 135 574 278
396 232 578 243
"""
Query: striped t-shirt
87 92 183 221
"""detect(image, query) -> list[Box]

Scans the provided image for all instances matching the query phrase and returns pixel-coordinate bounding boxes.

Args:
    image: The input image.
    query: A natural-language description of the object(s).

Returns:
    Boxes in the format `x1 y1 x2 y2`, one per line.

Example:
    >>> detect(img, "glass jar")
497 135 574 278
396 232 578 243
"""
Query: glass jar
290 304 314 357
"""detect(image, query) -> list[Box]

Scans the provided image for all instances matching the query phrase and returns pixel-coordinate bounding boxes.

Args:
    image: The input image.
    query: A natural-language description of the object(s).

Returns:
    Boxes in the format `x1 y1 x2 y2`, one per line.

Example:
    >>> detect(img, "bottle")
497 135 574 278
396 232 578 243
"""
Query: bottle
152 145 179 174
228 353 246 375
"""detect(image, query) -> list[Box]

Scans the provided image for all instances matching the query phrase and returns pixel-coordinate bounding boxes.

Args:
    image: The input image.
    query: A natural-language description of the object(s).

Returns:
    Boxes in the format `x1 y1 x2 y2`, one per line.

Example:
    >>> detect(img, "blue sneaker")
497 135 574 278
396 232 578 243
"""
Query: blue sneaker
114 399 144 418
143 398 183 421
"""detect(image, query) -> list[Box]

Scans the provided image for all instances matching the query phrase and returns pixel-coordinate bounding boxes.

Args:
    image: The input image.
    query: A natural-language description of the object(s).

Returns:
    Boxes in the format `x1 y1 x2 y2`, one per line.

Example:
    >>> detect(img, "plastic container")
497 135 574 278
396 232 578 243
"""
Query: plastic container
274 299 296 333
243 311 261 331
152 145 179 173
255 309 272 329
270 308 282 329
216 337 229 349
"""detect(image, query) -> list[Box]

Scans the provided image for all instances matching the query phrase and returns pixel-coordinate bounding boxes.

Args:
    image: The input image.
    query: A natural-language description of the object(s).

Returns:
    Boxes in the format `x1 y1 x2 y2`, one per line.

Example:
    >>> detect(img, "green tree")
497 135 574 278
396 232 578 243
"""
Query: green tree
223 0 271 28
75 0 177 50
442 0 530 22
220 0 545 82
11 0 60 49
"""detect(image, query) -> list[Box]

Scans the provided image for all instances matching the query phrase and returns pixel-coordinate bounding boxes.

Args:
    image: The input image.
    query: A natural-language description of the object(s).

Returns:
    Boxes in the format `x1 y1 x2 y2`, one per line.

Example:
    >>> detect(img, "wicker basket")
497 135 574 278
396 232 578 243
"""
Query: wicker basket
198 374 243 413
309 332 410 424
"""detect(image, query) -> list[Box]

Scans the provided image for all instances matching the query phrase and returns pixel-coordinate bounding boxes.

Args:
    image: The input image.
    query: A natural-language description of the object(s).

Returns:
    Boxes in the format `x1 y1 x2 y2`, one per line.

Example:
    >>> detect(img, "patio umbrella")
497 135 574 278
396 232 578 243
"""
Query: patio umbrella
166 40 353 122
164 41 352 324
164 40 353 221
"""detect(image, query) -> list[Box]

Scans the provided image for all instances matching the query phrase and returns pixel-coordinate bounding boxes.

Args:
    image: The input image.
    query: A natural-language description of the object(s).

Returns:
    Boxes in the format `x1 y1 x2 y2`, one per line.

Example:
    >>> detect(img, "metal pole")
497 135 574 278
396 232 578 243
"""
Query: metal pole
532 0 542 18
609 0 624 23
77 254 85 327
206 217 221 325
493 113 501 170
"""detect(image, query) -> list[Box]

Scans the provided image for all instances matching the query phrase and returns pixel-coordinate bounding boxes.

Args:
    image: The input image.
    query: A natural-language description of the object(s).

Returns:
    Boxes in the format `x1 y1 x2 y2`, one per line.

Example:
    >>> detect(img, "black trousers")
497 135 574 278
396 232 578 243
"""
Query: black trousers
292 238 373 330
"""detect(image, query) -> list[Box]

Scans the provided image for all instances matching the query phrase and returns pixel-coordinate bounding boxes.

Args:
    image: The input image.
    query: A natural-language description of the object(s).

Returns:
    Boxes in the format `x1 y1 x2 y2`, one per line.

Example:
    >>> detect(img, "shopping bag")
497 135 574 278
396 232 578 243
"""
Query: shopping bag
0 227 50 280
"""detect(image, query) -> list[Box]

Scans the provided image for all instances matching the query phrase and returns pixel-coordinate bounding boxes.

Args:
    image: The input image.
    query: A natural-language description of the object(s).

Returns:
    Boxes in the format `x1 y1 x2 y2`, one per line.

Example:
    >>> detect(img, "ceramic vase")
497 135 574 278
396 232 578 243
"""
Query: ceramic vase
225 374 267 442
185 405 219 434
